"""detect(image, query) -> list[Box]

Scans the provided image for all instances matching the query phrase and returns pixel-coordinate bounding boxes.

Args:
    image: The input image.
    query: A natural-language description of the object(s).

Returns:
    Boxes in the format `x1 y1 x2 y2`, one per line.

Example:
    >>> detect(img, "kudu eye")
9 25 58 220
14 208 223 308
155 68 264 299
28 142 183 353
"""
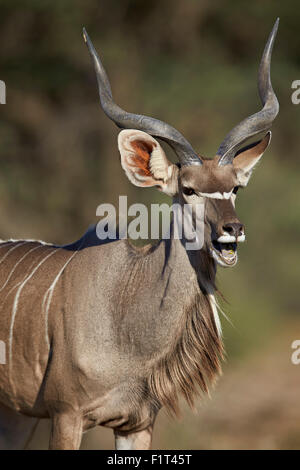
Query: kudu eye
183 187 196 196
233 186 240 195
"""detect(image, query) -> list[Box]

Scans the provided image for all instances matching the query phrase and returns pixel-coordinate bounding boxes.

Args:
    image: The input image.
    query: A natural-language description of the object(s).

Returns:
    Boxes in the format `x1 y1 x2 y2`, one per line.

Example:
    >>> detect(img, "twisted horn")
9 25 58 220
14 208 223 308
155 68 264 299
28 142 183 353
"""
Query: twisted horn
83 28 202 166
217 18 279 166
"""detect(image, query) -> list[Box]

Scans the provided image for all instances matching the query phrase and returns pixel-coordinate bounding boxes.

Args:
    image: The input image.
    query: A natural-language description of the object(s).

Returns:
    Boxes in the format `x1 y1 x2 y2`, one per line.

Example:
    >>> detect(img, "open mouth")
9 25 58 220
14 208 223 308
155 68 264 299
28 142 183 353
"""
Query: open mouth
211 240 238 266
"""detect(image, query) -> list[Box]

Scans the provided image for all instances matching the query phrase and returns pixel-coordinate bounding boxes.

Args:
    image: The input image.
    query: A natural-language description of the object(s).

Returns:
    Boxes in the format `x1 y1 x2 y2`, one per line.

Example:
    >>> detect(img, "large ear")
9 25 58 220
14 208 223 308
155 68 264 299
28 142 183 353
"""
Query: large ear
233 131 271 186
118 129 179 196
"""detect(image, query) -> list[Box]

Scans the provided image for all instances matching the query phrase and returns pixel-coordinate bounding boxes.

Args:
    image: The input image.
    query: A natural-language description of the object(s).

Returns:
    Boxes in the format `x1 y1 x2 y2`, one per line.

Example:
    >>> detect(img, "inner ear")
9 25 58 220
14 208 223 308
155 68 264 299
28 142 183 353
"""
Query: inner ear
130 140 154 178
233 131 271 174
234 138 264 157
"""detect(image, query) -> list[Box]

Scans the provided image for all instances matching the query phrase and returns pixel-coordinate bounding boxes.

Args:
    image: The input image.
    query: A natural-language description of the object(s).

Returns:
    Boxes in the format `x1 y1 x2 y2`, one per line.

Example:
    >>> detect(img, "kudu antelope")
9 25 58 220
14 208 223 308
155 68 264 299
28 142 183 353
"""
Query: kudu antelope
0 20 279 450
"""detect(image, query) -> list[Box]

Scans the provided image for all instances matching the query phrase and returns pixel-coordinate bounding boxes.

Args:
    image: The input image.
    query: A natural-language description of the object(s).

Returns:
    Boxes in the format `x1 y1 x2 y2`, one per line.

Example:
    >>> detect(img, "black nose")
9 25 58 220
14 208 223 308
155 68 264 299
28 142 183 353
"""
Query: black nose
222 223 244 238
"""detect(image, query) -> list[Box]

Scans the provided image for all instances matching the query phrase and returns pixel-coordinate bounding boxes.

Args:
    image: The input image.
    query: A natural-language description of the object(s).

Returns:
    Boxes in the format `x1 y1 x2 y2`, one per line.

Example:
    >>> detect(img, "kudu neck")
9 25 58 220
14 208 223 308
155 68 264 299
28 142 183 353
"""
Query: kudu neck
166 213 217 296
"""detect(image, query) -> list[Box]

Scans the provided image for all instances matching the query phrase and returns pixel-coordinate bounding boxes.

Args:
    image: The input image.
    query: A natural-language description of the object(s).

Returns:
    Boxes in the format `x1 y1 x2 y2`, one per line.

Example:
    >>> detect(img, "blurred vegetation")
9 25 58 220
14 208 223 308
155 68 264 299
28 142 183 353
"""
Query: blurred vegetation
0 0 299 449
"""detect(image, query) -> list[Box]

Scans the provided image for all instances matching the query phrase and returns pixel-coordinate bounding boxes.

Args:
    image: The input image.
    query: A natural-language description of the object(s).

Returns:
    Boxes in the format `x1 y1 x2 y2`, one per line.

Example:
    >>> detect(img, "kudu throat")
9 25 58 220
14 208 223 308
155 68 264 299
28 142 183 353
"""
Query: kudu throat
123 220 223 415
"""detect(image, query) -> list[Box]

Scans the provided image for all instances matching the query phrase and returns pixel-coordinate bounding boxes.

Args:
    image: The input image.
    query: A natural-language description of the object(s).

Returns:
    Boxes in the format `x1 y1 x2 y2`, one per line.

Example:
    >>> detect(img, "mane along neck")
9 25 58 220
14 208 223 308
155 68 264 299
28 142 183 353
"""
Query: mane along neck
148 235 224 416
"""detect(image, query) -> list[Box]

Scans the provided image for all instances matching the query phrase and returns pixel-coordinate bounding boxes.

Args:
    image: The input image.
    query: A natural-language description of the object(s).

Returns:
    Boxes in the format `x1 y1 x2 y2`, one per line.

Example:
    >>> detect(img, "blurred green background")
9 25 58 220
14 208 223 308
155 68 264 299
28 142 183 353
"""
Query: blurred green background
0 0 299 449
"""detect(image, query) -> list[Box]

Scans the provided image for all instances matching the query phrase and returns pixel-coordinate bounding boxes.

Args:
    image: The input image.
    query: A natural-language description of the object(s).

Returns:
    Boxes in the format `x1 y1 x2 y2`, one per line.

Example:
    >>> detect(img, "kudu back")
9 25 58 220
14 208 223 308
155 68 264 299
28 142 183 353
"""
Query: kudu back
0 20 279 449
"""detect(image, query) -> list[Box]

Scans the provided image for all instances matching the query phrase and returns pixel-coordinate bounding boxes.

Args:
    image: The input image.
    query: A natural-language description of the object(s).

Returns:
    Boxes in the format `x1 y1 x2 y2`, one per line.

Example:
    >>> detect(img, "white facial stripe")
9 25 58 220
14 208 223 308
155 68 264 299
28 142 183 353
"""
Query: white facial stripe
231 193 236 207
217 234 245 243
199 191 232 200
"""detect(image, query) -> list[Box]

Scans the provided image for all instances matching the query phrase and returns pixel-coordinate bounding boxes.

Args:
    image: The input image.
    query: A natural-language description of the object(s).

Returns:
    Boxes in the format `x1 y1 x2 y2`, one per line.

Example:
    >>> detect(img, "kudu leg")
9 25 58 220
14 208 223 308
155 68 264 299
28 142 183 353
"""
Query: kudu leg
114 426 153 450
49 413 83 450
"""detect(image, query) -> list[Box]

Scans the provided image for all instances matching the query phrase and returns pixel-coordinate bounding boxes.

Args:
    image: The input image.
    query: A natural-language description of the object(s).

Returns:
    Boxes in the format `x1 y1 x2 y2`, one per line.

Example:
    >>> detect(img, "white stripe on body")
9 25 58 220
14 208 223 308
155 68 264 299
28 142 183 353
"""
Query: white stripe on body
0 242 27 267
8 248 61 395
0 245 42 292
42 249 80 349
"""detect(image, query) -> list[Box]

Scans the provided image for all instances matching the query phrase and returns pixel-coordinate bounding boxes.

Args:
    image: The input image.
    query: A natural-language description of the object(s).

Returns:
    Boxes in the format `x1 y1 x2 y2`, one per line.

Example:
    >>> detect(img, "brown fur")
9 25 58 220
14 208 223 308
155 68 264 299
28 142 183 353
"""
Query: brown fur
180 156 238 194
148 254 224 416
113 237 223 416
130 140 154 177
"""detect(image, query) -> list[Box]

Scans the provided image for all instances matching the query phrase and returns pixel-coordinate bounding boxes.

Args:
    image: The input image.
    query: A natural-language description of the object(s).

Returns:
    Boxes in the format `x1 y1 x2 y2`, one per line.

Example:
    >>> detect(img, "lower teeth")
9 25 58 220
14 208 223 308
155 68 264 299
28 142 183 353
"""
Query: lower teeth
219 243 236 259
212 241 237 260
